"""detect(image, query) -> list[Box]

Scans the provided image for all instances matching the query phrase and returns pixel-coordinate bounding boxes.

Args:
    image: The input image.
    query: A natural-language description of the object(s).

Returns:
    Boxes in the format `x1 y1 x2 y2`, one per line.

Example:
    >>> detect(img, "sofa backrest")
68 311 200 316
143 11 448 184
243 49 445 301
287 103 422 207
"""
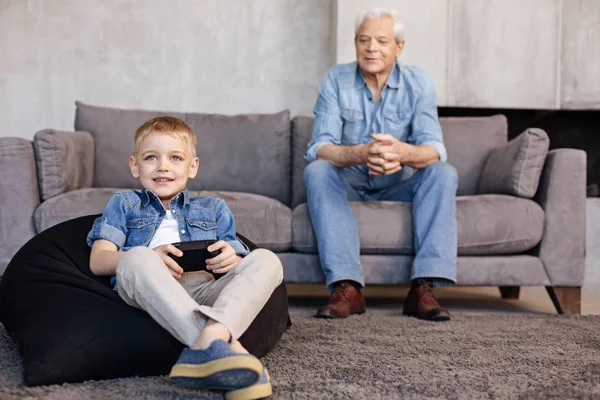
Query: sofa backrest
441 115 508 195
291 114 508 207
75 102 292 205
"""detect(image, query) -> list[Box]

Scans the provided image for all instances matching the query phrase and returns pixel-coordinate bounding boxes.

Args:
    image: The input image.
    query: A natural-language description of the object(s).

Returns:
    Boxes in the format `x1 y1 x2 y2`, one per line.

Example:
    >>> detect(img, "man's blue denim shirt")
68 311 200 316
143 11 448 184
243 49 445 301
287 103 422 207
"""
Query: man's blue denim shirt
306 60 447 191
87 188 250 286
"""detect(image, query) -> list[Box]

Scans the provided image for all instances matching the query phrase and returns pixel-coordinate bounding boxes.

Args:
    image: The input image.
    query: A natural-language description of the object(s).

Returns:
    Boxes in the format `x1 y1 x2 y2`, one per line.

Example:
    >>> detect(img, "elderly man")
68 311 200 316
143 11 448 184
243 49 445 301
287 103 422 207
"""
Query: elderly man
304 8 458 321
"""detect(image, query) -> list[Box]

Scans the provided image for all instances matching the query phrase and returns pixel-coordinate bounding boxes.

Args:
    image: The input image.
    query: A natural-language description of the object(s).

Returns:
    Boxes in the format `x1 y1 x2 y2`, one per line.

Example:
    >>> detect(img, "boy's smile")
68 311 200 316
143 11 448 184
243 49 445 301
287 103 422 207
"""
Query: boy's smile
153 177 176 186
129 133 199 209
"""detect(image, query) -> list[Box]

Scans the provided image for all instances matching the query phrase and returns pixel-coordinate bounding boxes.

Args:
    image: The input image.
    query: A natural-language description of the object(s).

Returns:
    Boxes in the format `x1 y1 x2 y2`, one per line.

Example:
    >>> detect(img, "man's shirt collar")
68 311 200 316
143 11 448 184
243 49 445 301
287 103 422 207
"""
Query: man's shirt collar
355 59 401 89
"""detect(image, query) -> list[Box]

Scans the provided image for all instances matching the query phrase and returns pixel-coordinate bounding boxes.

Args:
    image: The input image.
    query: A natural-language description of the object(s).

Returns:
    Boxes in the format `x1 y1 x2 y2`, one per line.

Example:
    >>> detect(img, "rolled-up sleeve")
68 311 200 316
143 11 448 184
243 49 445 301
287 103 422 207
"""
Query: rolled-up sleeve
305 70 343 162
417 139 447 164
215 200 250 256
86 193 129 248
408 70 447 163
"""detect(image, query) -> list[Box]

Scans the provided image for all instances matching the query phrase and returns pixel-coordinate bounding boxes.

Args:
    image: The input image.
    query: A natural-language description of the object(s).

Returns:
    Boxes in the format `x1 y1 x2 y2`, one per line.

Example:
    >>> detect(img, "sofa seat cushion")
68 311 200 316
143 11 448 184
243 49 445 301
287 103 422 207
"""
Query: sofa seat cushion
292 194 544 256
195 191 292 252
34 188 117 232
34 189 292 252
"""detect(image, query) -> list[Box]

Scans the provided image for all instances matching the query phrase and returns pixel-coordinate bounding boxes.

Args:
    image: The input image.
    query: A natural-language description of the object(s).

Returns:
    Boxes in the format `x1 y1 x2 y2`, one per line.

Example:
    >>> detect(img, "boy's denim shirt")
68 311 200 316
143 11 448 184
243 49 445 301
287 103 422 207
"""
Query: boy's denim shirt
306 60 447 191
87 188 250 286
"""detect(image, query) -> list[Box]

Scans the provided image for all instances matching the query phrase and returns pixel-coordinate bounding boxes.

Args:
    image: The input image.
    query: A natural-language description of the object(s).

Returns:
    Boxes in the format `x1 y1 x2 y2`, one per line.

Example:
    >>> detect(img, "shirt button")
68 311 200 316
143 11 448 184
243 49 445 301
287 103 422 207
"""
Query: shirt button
137 220 142 226
172 209 176 213
180 230 185 234
202 223 207 228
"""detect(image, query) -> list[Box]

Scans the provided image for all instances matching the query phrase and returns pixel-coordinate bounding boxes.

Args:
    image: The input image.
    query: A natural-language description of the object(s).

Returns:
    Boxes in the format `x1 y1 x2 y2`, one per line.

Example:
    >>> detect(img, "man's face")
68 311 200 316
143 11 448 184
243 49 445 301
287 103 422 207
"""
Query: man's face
129 133 198 204
355 17 404 76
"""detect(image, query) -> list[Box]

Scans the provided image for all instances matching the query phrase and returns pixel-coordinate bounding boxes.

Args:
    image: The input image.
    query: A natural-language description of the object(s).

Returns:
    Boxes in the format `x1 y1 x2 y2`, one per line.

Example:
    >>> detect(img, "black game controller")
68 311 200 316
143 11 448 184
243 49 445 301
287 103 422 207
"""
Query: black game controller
168 240 220 273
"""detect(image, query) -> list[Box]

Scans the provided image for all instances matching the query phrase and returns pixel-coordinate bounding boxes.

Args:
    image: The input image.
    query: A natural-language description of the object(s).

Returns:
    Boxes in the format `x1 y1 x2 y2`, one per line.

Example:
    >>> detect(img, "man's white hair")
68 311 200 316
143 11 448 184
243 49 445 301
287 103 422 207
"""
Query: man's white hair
354 8 405 43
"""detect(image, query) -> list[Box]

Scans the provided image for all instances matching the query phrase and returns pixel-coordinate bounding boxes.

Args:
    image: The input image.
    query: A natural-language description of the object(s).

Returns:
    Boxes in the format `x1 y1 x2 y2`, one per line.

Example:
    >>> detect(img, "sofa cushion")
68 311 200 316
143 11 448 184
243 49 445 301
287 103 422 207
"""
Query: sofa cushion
75 101 292 205
290 115 508 206
0 214 290 385
478 128 550 198
198 191 292 252
32 130 95 201
34 188 292 252
291 116 314 209
34 188 118 233
292 194 544 256
442 115 508 196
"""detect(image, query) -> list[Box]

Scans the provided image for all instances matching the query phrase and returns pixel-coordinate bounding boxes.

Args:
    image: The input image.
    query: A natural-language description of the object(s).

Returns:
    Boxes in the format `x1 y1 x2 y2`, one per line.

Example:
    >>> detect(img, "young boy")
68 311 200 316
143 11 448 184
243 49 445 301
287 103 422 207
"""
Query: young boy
87 116 281 399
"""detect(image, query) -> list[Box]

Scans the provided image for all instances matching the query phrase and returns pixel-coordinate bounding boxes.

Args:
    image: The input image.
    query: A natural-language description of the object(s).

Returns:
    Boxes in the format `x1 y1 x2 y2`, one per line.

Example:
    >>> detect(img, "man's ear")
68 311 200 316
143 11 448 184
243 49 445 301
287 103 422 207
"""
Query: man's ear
396 40 405 57
188 157 199 179
129 156 139 178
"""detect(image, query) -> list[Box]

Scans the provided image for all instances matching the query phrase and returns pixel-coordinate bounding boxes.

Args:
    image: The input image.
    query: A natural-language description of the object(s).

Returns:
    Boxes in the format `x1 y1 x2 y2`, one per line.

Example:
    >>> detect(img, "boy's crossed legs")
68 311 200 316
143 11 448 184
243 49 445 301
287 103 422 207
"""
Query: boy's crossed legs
116 247 283 398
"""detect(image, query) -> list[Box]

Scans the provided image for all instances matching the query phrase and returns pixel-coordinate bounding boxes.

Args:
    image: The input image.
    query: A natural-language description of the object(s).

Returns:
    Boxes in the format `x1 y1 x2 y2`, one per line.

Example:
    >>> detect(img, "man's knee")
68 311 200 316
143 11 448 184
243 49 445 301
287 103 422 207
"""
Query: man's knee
422 162 459 188
303 159 338 186
240 249 283 284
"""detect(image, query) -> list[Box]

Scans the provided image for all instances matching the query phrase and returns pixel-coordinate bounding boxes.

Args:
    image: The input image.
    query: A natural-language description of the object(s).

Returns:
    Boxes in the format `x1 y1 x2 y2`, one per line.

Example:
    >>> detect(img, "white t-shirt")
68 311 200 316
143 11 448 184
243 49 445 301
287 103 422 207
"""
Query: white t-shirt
148 210 181 249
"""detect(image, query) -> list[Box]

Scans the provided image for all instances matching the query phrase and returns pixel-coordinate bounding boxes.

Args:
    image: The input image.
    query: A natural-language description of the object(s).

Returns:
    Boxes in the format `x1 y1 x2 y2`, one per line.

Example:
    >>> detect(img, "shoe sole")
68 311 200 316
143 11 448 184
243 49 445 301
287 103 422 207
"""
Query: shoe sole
403 311 450 322
225 382 272 400
315 310 366 319
169 356 263 380
315 313 342 319
225 371 272 400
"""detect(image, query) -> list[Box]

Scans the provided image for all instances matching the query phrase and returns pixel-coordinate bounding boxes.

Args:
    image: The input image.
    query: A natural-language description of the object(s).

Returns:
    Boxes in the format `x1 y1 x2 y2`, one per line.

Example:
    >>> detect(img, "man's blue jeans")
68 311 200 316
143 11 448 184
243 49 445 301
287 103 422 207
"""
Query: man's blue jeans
304 160 458 292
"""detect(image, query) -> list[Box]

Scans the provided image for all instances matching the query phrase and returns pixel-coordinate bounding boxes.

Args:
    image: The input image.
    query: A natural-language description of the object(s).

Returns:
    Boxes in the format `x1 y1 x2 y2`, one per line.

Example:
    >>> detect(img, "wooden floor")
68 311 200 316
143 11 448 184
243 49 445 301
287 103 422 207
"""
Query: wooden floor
286 284 600 315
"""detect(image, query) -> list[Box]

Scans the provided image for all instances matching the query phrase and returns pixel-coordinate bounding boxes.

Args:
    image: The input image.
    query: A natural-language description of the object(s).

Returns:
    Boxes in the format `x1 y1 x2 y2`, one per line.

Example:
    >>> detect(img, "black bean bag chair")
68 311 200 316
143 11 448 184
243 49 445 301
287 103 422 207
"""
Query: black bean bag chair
0 214 291 386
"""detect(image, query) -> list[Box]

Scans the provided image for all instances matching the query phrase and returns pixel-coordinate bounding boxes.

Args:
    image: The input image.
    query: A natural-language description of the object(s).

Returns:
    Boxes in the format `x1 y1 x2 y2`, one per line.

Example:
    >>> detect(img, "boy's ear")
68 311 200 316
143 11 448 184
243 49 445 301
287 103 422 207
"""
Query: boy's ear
188 157 199 179
129 156 140 178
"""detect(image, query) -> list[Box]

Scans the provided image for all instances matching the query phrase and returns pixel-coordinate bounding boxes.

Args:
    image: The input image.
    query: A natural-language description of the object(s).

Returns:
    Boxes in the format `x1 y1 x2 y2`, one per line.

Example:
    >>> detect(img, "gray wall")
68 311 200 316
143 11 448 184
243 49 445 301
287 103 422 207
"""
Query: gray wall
0 0 335 139
336 0 600 110
3 0 599 140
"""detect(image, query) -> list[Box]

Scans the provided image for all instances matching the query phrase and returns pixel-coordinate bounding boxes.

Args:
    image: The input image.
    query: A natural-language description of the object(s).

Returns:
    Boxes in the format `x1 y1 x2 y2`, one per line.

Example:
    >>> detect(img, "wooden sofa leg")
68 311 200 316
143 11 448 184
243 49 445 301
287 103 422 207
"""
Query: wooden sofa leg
546 287 581 315
499 286 520 299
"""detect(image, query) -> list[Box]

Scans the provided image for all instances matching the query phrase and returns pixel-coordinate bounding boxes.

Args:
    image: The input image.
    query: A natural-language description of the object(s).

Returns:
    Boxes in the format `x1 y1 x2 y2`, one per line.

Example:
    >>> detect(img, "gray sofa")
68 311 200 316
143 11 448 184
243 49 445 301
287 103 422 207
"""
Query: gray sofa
0 102 586 314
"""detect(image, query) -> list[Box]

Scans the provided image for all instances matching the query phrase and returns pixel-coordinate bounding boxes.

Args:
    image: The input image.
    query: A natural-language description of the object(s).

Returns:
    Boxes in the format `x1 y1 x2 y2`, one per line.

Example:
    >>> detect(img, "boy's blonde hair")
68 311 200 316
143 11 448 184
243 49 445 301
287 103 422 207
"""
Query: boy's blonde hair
133 116 197 156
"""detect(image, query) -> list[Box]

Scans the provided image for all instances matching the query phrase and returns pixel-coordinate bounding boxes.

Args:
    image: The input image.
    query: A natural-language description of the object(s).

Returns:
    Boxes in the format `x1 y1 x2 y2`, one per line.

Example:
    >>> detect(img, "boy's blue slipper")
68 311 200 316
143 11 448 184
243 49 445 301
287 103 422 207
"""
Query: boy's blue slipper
225 368 272 400
169 340 263 391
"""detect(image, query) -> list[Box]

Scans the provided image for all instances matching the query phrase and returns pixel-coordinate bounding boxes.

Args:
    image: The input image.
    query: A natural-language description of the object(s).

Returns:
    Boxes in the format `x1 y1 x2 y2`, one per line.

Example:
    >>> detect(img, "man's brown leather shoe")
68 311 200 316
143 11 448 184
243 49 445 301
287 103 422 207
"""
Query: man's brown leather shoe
402 279 450 321
315 282 366 318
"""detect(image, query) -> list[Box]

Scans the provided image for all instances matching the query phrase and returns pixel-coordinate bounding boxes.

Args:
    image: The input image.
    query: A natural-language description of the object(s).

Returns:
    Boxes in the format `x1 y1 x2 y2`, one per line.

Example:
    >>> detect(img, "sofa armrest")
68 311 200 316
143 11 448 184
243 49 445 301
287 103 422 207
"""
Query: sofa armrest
534 148 586 286
33 130 94 201
0 137 40 275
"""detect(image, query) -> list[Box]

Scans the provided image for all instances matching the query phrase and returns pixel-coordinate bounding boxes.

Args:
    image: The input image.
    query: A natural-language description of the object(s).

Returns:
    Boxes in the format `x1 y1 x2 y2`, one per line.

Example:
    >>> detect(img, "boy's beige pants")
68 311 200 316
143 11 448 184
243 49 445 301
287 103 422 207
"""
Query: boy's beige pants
116 247 283 348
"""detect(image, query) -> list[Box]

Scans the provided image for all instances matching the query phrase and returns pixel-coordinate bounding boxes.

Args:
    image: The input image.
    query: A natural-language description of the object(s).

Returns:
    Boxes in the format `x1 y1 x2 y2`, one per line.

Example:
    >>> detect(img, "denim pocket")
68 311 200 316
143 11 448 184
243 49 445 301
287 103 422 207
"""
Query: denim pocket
383 108 412 135
125 216 157 246
187 219 217 241
340 108 365 141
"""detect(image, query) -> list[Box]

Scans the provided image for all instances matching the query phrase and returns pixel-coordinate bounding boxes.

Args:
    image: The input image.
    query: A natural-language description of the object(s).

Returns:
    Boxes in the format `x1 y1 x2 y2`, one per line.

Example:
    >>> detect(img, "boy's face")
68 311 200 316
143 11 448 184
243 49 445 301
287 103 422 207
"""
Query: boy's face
129 132 199 206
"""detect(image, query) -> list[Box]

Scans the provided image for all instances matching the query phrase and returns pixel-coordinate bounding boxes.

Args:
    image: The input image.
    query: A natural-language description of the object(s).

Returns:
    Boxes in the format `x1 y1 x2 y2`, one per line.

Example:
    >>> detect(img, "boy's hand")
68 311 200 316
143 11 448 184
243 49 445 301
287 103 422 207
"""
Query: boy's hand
205 241 242 275
152 244 184 279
